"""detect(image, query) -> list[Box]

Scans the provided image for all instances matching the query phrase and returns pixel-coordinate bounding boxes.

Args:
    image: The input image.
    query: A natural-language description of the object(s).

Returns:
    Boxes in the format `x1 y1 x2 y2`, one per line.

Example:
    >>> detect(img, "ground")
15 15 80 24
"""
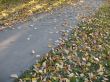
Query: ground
0 0 109 82
16 2 110 82
0 0 78 27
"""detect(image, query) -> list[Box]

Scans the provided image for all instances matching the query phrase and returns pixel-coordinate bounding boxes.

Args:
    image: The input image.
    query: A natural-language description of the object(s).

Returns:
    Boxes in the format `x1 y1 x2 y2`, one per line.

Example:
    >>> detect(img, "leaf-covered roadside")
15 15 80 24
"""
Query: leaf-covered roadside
0 0 78 27
16 3 110 82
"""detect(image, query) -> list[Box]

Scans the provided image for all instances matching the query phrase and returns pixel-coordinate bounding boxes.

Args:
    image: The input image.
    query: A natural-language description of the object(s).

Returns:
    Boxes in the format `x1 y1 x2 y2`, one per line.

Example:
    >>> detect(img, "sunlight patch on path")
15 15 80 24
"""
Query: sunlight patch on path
0 32 22 52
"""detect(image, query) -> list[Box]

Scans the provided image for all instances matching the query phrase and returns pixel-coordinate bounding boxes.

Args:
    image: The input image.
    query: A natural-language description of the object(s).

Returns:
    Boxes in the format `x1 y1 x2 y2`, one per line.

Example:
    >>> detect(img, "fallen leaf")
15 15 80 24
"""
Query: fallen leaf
10 74 18 78
32 50 36 54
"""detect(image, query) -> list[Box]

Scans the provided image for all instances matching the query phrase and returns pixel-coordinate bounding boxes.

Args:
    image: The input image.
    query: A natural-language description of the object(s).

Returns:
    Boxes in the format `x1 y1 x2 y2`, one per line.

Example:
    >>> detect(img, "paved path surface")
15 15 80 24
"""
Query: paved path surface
0 0 105 82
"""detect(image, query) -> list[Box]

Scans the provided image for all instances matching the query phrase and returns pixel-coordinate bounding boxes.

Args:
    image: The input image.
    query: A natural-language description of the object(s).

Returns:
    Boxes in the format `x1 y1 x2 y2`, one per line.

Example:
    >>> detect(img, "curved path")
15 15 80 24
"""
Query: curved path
0 0 105 82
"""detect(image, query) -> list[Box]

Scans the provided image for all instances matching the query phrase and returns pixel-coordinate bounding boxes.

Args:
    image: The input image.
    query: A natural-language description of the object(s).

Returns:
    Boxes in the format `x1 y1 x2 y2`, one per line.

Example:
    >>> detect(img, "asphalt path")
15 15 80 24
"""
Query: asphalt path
0 0 105 82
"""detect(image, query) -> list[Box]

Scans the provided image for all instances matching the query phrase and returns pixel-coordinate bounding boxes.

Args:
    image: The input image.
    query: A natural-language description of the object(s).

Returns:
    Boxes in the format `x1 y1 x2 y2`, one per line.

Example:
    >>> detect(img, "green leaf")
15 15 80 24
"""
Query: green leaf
70 77 76 82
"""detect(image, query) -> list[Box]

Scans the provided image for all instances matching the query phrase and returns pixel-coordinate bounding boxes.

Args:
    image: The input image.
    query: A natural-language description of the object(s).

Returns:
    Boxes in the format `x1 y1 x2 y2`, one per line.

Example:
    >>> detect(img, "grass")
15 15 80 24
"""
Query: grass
15 2 110 82
0 0 78 27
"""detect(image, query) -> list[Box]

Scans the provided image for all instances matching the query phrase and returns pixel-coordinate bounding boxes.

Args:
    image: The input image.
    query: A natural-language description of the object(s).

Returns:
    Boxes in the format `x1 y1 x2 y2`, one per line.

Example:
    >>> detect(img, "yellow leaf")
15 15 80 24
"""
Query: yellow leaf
32 78 37 82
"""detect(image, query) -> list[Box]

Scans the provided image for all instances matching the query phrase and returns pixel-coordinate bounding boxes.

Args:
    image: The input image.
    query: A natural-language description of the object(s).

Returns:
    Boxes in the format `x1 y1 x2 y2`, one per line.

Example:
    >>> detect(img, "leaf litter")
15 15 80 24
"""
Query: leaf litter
15 3 110 82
